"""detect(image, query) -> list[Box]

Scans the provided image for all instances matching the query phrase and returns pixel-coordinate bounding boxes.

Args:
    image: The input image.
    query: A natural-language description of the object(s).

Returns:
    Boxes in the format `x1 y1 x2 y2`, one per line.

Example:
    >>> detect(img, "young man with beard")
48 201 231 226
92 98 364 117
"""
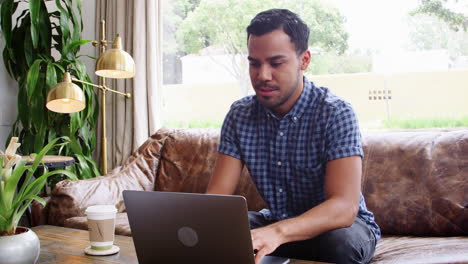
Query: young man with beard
207 9 380 264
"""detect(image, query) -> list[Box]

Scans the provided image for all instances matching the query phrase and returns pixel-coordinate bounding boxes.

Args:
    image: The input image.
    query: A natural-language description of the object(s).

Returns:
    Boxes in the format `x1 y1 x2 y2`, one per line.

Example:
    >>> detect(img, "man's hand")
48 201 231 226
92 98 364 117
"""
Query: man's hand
251 225 284 264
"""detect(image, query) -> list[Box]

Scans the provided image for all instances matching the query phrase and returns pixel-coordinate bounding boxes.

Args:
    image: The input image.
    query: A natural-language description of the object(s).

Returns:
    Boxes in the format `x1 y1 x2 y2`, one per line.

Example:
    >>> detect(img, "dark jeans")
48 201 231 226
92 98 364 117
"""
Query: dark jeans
249 211 377 264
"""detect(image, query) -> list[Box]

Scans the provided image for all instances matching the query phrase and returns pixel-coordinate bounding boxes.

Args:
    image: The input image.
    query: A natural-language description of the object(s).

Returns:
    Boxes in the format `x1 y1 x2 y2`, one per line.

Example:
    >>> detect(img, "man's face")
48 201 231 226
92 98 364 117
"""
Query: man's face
247 29 310 117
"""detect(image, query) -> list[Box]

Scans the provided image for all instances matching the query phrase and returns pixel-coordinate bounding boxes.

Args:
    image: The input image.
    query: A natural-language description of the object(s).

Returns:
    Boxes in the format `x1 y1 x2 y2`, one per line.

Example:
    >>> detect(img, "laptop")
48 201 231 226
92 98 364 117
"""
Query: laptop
123 190 290 264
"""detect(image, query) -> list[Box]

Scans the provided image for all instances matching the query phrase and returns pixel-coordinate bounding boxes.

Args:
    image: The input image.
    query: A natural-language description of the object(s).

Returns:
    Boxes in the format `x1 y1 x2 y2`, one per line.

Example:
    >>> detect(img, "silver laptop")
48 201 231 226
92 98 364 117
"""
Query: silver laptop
123 190 290 264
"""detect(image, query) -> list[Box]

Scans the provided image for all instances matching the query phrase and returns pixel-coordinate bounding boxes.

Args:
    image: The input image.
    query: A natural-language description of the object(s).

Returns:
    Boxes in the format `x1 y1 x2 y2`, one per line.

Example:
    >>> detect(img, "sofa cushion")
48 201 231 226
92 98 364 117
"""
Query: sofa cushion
373 236 468 263
154 128 267 211
362 129 468 236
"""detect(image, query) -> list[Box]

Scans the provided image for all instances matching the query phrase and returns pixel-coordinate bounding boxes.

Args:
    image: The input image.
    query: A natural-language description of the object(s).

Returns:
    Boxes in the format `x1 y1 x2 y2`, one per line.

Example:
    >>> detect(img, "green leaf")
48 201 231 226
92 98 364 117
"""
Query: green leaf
68 137 83 155
2 47 13 77
64 0 81 43
30 75 45 133
76 54 97 60
47 129 57 143
79 125 90 145
74 154 92 179
55 0 71 51
37 1 52 54
76 0 83 34
63 39 91 56
20 132 35 155
46 63 57 90
29 0 41 48
0 0 15 47
83 155 101 177
17 80 30 130
33 124 46 154
70 112 82 136
74 60 88 77
30 137 64 172
53 63 65 73
26 59 42 98
21 169 77 202
12 194 44 215
3 160 28 206
23 25 34 67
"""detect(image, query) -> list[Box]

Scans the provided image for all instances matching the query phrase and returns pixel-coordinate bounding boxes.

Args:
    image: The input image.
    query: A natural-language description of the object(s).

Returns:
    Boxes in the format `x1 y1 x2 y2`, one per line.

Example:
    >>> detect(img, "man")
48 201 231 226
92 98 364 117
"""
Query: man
207 9 380 264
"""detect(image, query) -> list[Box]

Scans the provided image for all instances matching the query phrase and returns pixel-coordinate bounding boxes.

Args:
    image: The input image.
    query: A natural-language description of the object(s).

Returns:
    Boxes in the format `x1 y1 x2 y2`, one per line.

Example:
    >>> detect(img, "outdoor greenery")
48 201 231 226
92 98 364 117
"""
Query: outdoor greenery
177 0 349 55
384 116 468 129
163 0 363 89
408 0 468 58
0 137 77 236
410 0 467 32
163 119 223 129
0 0 100 180
164 116 468 130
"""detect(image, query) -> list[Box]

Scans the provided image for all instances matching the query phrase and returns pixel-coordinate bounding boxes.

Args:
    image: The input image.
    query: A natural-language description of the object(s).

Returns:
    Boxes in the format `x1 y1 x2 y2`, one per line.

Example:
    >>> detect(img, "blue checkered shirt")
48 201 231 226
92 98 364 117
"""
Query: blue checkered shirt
218 77 381 240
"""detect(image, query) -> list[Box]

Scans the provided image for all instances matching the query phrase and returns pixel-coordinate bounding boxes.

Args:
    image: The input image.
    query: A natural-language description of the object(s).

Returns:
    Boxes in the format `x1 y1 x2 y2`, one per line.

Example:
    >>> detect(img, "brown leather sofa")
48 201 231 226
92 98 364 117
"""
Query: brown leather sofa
33 128 468 263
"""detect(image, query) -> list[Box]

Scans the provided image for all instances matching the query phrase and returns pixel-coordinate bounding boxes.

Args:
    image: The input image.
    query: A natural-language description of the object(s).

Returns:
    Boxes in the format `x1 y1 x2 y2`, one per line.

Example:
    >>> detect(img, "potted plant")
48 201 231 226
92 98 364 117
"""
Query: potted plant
0 0 100 182
0 136 77 263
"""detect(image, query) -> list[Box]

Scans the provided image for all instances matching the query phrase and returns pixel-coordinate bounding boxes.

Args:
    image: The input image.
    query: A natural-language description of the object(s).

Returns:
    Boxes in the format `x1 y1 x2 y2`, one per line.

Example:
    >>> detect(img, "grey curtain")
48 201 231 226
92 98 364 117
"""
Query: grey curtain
95 0 162 173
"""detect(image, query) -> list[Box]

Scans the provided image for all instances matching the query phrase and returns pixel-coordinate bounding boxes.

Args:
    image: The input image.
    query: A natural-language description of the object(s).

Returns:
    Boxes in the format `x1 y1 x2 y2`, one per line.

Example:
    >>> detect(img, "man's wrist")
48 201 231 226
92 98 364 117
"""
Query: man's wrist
273 219 294 244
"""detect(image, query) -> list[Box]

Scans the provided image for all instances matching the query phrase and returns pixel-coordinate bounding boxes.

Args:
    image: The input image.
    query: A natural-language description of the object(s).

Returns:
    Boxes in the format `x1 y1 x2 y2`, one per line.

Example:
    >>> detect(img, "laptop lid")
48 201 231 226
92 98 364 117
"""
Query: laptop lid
123 190 290 264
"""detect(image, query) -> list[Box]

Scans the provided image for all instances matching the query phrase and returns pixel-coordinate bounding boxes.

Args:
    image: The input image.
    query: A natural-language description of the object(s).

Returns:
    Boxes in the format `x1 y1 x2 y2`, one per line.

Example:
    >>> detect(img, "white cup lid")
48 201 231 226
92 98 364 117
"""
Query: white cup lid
85 205 117 215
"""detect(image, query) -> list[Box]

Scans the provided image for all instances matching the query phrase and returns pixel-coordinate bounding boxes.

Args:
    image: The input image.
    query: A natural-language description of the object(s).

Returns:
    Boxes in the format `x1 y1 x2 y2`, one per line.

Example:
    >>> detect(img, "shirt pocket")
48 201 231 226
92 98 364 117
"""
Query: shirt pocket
292 164 324 185
290 164 326 210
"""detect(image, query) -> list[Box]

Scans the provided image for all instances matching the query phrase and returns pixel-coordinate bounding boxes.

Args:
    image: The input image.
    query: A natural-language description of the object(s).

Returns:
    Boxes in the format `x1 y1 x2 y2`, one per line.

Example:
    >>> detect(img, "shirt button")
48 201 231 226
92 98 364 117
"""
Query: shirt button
277 161 282 166
282 214 287 218
279 132 284 136
279 188 283 193
293 116 298 121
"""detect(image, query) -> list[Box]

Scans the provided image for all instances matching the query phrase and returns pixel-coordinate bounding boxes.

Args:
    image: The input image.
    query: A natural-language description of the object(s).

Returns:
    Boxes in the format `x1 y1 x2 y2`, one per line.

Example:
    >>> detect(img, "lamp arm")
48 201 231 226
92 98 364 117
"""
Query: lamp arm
102 85 132 98
71 77 102 89
71 77 131 98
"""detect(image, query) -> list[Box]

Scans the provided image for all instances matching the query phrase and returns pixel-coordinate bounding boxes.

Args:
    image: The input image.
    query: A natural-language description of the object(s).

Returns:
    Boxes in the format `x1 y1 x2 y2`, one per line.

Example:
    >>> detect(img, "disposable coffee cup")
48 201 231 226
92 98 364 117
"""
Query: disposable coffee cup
85 205 117 251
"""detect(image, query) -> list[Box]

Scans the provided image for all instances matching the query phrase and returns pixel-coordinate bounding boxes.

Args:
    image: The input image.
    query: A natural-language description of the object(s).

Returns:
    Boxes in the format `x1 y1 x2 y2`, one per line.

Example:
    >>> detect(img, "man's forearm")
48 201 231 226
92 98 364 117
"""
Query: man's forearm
271 198 358 244
206 153 243 195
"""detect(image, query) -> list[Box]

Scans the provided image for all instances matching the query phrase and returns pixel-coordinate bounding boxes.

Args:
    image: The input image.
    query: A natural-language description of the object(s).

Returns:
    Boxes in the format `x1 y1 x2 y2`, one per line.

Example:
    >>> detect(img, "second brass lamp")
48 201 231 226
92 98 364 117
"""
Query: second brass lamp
46 20 135 175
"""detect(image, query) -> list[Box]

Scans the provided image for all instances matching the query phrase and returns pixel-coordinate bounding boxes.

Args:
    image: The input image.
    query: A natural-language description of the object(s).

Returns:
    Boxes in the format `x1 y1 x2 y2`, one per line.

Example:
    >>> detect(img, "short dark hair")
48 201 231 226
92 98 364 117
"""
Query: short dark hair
246 9 310 55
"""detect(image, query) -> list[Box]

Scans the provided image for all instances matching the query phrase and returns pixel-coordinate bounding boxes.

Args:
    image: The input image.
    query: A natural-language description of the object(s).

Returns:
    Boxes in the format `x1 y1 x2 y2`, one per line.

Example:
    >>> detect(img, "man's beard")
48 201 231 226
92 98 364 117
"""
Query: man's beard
255 70 301 110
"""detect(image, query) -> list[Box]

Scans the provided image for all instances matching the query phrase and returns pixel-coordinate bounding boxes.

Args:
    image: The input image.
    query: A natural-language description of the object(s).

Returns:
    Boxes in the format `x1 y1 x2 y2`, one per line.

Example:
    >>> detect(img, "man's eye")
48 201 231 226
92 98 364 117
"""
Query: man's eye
271 62 282 67
249 62 260 68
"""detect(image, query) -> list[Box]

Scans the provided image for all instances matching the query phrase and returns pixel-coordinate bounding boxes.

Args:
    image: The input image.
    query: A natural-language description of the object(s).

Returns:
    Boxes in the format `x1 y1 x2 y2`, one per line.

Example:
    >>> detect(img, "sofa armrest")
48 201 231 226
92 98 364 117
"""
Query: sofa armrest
46 167 150 226
45 129 173 226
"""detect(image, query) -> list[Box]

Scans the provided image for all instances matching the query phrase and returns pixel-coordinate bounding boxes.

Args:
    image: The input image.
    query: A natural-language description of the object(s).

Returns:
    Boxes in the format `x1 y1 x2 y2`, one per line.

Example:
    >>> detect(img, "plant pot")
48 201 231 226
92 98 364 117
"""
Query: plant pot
0 227 40 264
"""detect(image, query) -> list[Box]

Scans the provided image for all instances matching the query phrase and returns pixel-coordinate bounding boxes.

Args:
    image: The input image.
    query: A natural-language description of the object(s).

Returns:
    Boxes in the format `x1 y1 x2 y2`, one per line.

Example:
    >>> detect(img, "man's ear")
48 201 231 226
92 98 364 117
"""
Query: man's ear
300 50 311 71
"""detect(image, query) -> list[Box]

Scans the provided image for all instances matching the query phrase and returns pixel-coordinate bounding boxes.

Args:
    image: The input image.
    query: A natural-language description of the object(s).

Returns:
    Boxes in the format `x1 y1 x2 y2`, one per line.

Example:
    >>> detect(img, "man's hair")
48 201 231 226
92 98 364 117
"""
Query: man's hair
246 9 310 55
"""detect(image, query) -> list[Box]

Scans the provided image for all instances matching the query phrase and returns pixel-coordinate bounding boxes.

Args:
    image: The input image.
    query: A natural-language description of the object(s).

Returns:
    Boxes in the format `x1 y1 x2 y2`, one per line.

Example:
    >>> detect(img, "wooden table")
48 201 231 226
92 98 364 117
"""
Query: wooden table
33 225 137 264
33 225 328 264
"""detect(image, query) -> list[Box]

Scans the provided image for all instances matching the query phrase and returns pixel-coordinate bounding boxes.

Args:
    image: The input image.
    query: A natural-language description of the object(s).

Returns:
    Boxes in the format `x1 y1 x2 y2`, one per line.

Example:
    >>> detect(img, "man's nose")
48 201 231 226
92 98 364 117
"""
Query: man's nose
257 65 272 81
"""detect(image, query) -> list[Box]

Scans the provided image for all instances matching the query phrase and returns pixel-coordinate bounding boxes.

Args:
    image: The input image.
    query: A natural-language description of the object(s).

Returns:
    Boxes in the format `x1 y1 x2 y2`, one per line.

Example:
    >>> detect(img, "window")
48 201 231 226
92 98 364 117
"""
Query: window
162 0 468 130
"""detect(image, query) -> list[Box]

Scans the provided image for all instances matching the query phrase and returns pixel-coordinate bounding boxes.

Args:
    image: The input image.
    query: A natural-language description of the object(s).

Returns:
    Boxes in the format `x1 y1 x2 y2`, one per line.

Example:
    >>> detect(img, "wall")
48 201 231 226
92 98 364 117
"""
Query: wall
162 69 468 128
0 1 95 148
313 69 468 127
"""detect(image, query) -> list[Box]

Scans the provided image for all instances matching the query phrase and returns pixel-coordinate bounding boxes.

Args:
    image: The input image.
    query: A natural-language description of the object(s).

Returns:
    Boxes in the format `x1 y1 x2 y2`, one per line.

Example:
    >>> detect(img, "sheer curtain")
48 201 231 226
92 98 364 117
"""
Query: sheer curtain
95 0 162 172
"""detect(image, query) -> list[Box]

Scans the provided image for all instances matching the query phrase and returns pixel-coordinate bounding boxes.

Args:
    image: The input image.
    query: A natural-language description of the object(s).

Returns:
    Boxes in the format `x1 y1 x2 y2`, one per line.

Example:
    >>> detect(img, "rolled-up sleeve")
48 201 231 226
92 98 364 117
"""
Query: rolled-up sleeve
218 106 242 160
325 103 364 162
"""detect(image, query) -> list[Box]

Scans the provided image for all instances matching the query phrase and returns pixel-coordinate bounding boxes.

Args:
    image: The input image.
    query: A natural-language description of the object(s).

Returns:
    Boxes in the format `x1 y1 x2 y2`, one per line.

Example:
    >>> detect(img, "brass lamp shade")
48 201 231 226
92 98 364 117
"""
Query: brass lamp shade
95 35 135 78
46 72 86 113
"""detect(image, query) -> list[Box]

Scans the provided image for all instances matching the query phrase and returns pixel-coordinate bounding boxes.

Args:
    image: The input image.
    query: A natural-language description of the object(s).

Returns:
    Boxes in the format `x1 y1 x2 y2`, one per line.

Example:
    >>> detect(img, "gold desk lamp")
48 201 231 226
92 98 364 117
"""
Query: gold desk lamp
46 20 134 175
